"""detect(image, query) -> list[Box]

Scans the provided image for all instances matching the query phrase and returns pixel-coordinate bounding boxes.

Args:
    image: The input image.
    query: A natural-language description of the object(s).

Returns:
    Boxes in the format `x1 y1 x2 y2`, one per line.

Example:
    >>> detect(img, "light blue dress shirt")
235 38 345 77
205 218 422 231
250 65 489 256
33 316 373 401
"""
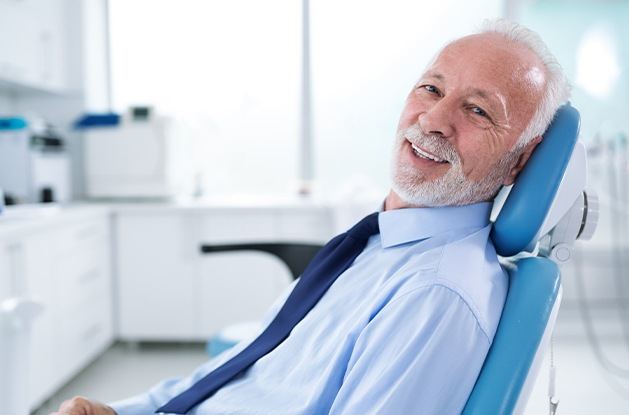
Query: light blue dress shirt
110 202 507 415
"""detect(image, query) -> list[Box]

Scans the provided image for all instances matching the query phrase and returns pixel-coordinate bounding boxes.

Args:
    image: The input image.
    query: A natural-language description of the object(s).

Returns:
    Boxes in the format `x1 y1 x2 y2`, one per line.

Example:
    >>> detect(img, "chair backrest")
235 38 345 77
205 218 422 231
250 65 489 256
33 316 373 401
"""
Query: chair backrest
462 104 581 414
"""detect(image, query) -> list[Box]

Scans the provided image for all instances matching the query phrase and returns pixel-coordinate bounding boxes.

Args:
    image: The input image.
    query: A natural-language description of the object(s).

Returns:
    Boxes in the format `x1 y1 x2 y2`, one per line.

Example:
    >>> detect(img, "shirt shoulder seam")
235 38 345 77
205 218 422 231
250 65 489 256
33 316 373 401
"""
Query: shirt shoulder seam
385 280 492 345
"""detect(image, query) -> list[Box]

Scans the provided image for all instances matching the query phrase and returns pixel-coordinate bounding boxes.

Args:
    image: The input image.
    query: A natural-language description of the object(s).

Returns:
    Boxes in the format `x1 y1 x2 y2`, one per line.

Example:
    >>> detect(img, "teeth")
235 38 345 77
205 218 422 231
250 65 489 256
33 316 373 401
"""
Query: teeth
411 143 445 163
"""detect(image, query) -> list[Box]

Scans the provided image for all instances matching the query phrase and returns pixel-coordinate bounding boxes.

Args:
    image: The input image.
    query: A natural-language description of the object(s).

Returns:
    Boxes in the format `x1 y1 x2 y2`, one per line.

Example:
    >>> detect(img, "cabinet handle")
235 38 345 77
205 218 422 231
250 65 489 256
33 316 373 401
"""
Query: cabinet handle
0 297 44 330
39 30 52 83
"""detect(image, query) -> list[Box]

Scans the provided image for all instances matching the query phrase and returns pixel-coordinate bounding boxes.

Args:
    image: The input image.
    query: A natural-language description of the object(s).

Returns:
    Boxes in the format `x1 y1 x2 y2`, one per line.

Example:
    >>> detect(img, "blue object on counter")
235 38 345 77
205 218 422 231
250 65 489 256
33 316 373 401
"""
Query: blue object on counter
0 117 28 131
73 113 121 129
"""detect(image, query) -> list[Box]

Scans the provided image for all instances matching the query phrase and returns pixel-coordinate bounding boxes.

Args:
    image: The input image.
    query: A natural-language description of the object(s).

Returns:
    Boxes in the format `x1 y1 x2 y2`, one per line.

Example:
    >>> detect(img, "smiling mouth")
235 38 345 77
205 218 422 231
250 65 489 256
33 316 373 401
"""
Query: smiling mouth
408 140 448 163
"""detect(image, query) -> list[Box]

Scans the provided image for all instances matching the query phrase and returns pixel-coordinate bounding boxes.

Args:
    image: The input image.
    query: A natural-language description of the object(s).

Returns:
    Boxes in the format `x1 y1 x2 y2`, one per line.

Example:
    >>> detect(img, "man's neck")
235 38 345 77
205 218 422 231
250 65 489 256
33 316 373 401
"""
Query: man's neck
384 190 426 211
384 189 499 211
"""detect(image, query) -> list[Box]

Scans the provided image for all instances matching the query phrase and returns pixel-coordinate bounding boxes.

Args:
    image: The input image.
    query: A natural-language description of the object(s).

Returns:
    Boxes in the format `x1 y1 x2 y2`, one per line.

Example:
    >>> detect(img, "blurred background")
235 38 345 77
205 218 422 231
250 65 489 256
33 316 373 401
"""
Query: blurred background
0 0 628 414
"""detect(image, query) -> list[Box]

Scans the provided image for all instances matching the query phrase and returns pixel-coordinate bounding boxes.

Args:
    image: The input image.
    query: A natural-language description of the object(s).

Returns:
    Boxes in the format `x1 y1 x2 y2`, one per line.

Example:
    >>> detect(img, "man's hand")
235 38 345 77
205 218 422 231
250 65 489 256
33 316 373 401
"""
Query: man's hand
49 396 116 415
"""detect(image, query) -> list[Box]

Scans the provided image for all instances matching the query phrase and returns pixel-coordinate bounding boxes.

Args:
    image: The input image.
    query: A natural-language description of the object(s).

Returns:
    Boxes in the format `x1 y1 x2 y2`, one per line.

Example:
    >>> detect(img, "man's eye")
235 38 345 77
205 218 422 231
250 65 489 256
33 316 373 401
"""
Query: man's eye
423 85 440 95
471 106 488 118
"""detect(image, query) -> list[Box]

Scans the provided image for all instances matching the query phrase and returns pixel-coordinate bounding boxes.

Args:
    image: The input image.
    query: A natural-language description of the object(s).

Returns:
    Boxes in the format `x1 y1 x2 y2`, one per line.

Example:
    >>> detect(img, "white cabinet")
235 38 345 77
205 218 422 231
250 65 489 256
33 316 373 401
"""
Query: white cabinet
196 252 290 337
0 210 114 411
115 213 198 339
21 232 56 408
0 239 33 415
1 203 335 408
47 219 113 391
114 207 334 341
0 0 70 92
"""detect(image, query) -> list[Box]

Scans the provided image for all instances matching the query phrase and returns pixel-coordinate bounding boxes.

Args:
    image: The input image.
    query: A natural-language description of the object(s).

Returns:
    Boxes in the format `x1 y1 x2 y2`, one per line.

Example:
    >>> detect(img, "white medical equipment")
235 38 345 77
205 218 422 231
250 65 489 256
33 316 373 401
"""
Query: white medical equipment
572 130 629 397
83 110 191 199
0 119 71 204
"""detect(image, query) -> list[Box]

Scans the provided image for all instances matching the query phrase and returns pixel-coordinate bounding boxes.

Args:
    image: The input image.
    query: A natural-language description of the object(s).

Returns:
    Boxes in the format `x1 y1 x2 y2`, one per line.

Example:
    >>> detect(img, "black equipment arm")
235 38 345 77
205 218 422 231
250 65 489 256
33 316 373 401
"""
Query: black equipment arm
199 243 324 280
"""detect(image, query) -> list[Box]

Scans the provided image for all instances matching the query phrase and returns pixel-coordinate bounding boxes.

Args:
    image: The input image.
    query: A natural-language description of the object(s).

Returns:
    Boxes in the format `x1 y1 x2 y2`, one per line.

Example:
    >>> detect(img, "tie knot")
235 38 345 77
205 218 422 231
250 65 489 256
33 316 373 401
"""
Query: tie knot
347 212 380 240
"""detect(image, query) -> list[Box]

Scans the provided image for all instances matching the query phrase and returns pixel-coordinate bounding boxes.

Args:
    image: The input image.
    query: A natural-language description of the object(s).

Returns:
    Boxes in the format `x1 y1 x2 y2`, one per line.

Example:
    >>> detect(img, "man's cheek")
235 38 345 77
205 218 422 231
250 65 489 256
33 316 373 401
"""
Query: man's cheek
398 103 421 128
458 154 481 179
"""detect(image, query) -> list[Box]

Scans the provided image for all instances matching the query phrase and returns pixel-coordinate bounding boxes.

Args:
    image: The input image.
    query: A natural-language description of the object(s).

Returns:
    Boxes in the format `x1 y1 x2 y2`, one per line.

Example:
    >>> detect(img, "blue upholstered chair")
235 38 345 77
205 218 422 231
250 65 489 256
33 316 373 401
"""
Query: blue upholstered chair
463 104 597 414
202 104 598 414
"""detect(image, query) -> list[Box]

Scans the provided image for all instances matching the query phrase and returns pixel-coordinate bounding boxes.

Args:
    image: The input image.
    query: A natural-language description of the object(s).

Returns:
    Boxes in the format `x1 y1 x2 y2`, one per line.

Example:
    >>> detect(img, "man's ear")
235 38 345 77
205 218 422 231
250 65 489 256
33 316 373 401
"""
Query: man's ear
502 135 543 186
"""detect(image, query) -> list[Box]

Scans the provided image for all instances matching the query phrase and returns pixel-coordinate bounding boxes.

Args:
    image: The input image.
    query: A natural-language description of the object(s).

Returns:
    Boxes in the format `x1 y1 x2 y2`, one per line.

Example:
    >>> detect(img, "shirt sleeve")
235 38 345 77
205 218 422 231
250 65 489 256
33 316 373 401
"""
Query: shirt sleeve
328 283 491 415
108 278 298 415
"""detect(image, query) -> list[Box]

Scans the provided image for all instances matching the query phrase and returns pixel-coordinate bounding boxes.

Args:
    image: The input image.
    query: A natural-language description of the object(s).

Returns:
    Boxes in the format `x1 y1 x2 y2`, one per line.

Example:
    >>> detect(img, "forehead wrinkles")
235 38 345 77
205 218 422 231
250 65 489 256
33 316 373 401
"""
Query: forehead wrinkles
427 57 511 117
429 39 544 124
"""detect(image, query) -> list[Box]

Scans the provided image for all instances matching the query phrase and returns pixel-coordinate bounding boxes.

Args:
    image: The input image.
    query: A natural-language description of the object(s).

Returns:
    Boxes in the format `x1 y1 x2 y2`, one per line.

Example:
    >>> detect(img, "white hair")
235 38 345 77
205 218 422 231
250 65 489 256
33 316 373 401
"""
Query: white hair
478 18 571 150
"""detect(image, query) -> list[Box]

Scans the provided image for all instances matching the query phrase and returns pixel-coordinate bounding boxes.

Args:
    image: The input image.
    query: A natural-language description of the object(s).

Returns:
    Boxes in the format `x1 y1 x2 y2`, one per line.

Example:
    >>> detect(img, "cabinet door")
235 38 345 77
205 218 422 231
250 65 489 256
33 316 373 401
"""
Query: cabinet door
115 208 332 340
197 252 292 337
0 0 68 91
0 240 31 414
115 213 198 340
22 232 57 408
0 1 38 85
32 0 68 90
22 216 113 409
53 218 113 377
195 211 292 337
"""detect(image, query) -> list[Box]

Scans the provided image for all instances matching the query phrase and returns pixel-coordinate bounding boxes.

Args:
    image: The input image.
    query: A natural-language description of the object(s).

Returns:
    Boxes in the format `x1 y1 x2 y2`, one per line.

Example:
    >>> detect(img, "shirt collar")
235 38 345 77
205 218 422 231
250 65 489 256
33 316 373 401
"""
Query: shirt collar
378 202 492 248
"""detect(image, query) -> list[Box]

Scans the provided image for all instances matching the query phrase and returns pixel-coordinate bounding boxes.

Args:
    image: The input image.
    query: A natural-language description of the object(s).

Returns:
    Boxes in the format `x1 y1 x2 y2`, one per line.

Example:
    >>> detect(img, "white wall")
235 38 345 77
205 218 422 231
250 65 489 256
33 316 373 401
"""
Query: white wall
108 0 301 197
82 0 110 111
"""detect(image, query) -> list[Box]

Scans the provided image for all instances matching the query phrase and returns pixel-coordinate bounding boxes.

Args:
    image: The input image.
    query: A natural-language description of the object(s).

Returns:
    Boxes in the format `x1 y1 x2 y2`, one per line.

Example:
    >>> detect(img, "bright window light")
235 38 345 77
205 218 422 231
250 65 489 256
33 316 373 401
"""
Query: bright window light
576 25 621 99
109 0 301 196
108 0 501 197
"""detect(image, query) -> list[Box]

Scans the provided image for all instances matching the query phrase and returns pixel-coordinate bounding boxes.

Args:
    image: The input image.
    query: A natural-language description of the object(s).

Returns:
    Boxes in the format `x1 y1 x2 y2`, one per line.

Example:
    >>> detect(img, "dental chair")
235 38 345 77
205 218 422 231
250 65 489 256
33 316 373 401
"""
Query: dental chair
200 104 598 414
463 103 597 414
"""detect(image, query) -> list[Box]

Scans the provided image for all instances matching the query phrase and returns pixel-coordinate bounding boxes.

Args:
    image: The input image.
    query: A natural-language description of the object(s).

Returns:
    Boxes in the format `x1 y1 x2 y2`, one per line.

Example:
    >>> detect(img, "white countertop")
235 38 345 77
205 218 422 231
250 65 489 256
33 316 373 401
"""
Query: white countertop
0 192 384 241
0 204 110 238
87 194 337 213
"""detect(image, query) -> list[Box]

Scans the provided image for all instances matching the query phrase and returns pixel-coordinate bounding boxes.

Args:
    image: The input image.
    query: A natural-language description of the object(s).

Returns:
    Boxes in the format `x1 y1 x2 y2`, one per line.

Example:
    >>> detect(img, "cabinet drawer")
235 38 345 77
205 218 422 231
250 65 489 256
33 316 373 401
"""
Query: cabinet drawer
56 296 113 375
58 266 110 314
54 220 107 256
56 242 109 312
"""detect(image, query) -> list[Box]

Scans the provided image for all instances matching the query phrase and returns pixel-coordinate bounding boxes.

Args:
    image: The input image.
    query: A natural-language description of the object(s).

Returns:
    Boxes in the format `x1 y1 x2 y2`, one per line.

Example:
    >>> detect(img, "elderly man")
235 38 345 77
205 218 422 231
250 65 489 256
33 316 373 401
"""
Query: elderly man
53 19 569 415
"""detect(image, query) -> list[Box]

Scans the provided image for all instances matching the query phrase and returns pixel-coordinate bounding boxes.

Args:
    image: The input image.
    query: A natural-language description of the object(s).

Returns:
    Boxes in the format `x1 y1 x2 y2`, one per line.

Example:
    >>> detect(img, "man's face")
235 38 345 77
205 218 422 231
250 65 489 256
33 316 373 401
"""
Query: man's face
390 33 546 207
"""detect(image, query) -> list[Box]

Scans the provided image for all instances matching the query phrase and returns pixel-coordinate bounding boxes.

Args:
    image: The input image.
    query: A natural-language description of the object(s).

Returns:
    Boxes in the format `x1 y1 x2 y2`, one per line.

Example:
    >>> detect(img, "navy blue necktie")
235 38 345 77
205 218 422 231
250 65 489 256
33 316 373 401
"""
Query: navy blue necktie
156 212 380 414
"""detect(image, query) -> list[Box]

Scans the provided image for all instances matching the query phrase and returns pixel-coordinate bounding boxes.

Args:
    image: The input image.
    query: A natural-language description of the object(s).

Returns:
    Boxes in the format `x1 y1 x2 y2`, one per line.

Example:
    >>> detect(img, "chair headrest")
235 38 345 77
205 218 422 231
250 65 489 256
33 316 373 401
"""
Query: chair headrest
491 104 581 257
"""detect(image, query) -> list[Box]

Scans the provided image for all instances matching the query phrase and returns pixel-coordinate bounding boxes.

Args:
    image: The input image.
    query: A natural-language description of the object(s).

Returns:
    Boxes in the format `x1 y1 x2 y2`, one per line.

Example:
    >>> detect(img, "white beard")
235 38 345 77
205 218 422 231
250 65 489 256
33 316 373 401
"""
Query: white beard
390 125 518 207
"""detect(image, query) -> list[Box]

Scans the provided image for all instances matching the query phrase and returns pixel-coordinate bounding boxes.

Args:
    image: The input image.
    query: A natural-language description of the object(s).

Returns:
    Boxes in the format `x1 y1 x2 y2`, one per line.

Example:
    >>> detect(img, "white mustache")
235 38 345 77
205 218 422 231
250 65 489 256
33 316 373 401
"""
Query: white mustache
402 125 458 164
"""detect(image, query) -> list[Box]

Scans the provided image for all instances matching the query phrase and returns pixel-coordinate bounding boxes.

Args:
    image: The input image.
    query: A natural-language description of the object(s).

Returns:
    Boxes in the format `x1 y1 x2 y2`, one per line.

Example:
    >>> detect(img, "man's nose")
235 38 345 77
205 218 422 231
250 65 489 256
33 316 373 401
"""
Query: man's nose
418 99 454 138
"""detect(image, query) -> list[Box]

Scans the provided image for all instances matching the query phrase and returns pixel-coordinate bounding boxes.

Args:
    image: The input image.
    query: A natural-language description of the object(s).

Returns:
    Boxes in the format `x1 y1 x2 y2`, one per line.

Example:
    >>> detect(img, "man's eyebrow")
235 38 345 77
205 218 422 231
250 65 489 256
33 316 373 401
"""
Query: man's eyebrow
467 88 503 108
467 88 509 118
423 71 444 81
468 88 492 100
